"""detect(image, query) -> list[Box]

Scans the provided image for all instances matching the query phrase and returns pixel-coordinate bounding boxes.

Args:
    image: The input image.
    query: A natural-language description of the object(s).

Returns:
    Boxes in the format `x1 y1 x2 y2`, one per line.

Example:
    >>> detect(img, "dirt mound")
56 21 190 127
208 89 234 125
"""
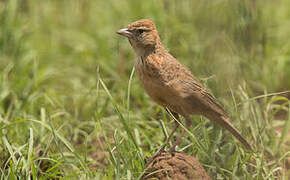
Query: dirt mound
141 151 211 180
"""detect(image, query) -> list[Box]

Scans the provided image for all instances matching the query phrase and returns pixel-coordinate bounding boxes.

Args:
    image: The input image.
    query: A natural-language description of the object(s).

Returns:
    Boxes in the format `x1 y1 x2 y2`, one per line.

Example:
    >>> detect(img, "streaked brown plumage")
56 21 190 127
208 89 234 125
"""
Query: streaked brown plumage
117 19 251 150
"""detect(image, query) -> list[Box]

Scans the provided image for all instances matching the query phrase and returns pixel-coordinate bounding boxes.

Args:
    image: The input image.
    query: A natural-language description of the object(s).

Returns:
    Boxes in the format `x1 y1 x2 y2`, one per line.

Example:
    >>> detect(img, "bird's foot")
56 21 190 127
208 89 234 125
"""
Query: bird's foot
169 144 177 153
146 144 166 165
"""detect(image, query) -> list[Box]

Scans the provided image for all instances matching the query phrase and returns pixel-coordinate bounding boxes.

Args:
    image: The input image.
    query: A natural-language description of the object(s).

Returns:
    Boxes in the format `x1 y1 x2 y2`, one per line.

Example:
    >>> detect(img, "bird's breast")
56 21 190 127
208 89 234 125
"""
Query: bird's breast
134 56 186 114
134 56 167 105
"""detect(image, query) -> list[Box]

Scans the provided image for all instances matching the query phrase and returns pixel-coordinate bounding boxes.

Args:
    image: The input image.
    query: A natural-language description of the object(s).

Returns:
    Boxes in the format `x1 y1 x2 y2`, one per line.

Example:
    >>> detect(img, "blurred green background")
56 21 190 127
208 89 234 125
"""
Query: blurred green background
0 0 289 179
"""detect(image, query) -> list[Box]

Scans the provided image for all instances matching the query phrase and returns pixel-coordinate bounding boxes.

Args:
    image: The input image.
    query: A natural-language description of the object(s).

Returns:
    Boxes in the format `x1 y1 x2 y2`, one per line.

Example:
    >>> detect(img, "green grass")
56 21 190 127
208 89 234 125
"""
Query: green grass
0 0 289 179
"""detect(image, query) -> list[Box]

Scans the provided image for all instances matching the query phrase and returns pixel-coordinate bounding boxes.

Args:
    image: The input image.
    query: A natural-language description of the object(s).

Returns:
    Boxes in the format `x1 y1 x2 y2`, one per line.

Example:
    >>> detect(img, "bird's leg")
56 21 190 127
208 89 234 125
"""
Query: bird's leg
169 117 192 152
146 110 180 164
156 109 179 148
159 121 179 151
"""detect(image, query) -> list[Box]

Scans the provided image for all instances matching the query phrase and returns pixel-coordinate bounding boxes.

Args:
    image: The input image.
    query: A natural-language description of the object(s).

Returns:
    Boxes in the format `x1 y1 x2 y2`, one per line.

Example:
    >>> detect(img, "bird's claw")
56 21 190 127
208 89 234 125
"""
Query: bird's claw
169 145 177 153
146 145 166 165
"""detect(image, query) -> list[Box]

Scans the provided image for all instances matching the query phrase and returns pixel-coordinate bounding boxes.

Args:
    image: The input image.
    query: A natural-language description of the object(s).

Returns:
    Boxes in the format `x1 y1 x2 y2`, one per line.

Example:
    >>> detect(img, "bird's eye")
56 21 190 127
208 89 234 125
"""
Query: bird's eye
136 29 144 35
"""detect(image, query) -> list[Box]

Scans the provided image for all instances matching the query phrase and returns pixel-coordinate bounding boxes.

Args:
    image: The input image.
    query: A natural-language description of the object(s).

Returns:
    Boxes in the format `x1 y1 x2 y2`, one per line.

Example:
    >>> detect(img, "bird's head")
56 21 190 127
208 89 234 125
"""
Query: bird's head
117 19 161 56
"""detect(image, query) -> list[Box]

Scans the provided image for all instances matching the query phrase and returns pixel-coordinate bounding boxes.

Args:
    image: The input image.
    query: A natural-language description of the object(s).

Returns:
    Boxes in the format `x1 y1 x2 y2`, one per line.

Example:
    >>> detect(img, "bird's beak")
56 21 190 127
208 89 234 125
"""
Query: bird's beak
116 28 132 38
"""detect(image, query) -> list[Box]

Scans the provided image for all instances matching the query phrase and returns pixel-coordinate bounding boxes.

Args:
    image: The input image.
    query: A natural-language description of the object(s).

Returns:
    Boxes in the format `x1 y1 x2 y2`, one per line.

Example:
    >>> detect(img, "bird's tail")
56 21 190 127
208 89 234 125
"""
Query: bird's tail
208 115 252 151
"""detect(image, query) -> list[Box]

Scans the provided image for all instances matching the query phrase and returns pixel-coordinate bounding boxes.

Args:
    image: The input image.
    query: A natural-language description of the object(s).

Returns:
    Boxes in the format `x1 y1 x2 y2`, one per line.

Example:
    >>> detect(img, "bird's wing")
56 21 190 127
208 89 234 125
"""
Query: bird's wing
177 78 228 116
147 53 227 116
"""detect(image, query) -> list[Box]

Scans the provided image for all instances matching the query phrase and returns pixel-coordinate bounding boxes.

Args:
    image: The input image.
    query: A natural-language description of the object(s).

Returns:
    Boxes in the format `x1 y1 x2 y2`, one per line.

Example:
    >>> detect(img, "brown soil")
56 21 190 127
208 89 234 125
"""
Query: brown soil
141 151 212 180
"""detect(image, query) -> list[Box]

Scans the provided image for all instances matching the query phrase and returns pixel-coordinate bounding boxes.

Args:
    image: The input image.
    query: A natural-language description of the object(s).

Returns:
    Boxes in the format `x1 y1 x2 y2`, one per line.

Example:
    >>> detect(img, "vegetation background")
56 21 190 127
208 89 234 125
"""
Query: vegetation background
0 0 289 179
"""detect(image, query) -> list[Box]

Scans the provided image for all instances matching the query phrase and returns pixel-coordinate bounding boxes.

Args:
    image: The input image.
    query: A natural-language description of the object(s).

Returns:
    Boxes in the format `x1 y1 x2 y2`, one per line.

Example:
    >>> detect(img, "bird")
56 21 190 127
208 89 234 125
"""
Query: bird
116 19 252 153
